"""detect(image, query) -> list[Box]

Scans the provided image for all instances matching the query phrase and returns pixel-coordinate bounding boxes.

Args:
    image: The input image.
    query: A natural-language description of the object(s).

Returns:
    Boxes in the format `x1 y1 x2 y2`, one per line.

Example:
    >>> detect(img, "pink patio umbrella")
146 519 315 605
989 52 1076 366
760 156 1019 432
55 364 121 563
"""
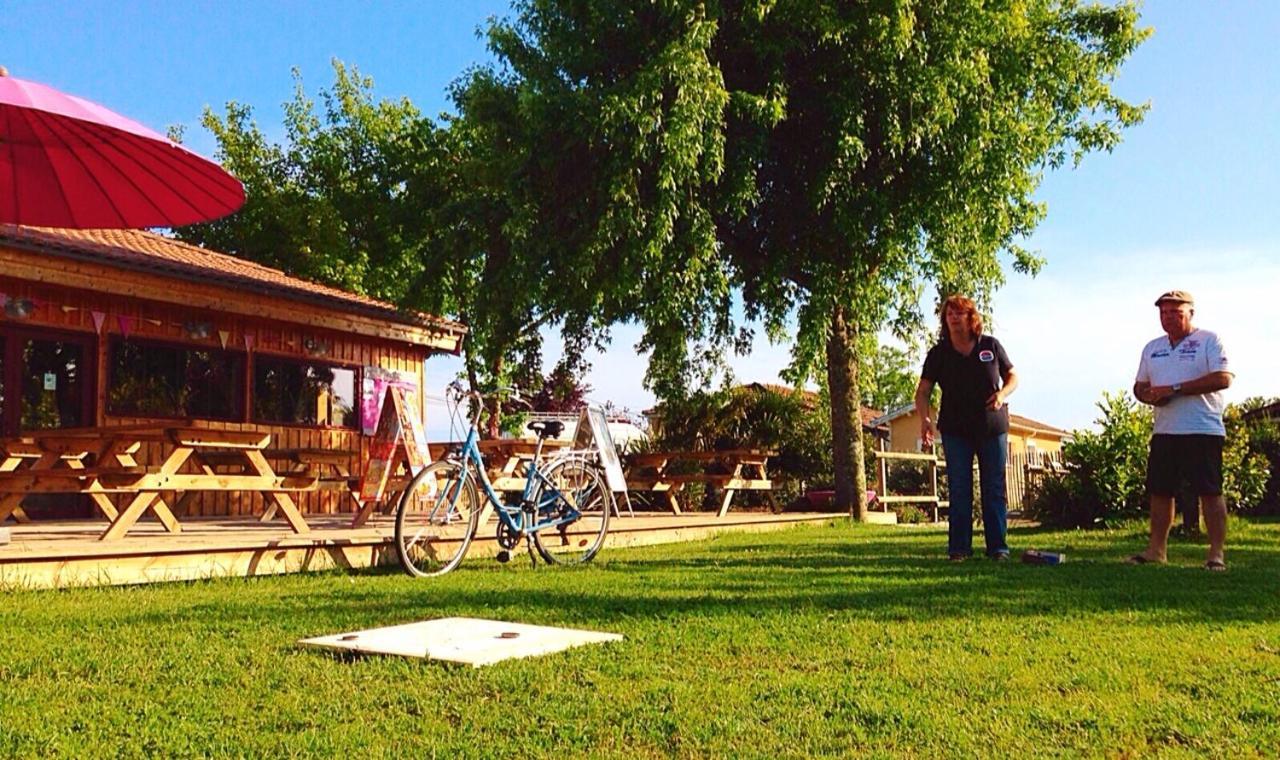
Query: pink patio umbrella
0 66 245 229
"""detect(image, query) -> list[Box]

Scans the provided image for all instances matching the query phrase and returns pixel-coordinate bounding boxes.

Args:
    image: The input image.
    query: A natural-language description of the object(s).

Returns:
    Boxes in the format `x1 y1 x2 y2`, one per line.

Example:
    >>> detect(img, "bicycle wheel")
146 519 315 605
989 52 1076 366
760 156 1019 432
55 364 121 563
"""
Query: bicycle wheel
532 459 611 565
394 460 481 577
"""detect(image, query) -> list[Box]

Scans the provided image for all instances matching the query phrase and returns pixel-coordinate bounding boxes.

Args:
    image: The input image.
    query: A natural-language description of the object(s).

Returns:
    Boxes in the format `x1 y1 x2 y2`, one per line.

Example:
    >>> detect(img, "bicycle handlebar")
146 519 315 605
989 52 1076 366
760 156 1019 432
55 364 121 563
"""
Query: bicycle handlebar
446 381 529 428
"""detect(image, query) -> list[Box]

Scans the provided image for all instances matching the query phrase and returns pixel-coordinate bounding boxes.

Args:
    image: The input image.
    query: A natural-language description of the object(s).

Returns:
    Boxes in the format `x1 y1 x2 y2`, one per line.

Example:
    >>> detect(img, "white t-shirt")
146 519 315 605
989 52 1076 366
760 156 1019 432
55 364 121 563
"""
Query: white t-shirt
1134 328 1231 436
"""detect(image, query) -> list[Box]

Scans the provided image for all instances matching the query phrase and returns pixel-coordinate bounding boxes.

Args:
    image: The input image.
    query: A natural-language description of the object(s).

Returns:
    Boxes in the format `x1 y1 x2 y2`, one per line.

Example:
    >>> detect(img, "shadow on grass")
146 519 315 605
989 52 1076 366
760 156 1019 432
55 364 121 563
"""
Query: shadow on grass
21 520 1280 636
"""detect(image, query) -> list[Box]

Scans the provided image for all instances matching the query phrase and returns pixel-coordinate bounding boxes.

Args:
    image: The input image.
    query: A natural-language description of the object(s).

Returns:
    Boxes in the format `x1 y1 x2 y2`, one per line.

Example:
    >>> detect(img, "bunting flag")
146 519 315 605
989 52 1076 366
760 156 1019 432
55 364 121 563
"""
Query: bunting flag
5 295 297 358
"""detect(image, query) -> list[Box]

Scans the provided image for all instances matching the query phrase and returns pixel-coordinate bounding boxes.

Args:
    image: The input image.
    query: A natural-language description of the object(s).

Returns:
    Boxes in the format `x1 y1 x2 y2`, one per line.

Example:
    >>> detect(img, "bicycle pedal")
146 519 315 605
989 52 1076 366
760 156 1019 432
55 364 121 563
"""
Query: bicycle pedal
495 550 511 564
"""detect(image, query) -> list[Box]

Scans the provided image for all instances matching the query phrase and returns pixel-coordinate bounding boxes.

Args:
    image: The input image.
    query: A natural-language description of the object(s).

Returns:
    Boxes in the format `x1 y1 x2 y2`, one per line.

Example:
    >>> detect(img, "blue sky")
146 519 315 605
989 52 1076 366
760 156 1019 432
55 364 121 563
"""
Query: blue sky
6 1 1278 435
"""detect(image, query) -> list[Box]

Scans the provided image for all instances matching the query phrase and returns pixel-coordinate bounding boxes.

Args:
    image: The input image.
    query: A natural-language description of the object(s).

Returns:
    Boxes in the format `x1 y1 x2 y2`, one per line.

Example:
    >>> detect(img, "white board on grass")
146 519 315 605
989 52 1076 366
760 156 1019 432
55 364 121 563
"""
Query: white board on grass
299 617 622 667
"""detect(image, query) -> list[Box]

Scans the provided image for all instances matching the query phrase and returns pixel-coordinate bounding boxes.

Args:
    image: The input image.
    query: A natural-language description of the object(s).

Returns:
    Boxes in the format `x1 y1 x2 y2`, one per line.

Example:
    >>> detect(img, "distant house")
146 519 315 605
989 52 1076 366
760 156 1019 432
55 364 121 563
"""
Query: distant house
1242 400 1280 424
869 403 1072 461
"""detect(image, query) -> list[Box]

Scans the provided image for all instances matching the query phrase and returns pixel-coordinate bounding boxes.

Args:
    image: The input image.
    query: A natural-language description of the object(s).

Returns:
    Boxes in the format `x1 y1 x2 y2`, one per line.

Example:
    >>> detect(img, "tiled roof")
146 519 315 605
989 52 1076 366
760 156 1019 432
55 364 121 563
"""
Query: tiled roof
871 403 1071 438
1008 414 1071 437
0 225 465 333
745 383 883 428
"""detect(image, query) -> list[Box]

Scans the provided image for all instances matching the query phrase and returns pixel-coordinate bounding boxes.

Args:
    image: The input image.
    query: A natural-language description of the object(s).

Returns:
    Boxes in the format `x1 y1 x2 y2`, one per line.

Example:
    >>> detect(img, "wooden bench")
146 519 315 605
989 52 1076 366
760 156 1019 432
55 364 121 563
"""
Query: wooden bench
625 449 777 517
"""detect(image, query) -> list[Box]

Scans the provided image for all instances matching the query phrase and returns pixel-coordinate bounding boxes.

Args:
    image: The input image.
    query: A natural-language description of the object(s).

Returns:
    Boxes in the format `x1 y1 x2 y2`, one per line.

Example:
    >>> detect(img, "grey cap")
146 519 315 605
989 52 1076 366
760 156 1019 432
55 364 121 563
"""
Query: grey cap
1154 290 1194 306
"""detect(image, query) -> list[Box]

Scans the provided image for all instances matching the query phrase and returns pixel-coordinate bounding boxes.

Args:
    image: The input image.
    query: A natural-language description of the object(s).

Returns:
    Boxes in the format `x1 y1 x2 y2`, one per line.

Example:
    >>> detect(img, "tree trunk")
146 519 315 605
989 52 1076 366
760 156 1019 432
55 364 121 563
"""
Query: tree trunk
484 356 504 440
827 302 868 521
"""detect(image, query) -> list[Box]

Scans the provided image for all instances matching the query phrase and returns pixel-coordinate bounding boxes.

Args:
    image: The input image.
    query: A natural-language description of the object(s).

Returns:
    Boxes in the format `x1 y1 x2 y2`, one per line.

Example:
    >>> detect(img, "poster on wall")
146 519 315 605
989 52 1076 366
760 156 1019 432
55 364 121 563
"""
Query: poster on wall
361 366 420 436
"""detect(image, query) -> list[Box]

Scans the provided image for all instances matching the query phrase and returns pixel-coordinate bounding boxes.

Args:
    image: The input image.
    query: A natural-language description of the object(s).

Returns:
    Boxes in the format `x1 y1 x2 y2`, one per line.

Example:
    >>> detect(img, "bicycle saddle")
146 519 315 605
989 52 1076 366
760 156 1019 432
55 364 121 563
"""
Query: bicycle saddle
527 420 565 439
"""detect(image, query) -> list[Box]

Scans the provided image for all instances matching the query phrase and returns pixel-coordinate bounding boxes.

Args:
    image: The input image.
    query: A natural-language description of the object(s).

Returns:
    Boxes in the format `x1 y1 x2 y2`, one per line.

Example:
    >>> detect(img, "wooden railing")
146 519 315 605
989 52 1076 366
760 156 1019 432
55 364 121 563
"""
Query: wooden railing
873 447 1066 520
873 450 946 521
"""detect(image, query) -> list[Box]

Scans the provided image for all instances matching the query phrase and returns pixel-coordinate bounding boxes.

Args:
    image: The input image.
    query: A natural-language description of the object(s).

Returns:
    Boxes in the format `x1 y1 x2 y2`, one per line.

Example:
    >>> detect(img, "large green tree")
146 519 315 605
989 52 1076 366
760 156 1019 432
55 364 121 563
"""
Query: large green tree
478 0 1147 519
181 61 591 437
177 61 426 302
481 0 1152 514
721 1 1148 519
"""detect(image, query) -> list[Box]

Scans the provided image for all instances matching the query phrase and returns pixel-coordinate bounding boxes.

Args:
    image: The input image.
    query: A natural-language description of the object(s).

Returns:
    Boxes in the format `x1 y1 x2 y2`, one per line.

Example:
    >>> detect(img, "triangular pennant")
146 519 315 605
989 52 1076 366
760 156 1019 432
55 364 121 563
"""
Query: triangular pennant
218 330 230 349
117 315 134 336
244 334 255 351
91 311 106 334
0 292 7 307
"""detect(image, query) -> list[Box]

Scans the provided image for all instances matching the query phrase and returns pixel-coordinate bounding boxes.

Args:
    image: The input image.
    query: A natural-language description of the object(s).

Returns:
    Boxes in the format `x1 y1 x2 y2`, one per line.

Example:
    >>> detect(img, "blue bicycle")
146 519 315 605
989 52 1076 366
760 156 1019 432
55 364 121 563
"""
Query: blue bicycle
394 383 612 577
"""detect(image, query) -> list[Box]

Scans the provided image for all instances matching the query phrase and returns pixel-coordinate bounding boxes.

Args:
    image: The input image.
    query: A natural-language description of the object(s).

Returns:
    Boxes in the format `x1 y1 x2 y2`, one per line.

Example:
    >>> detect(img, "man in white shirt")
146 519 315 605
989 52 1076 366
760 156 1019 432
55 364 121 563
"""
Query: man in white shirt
1130 290 1233 570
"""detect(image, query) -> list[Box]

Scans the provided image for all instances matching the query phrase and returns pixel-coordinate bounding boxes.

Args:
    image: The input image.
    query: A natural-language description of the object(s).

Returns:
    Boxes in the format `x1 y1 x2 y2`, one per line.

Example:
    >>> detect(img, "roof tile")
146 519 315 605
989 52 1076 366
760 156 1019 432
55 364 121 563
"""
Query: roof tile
0 225 464 333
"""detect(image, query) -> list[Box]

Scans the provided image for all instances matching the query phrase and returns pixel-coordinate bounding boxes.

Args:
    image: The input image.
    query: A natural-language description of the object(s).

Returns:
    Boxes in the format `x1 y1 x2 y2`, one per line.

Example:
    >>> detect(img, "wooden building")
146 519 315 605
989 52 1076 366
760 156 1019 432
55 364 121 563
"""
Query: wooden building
0 225 464 519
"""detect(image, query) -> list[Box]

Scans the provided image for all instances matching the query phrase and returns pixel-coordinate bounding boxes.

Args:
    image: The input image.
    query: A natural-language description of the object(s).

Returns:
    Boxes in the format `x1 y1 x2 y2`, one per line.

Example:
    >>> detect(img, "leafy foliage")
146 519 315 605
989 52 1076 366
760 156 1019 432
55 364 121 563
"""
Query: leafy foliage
1026 391 1152 528
514 351 593 415
649 385 832 486
1027 392 1274 527
177 62 425 302
859 339 919 413
1224 402 1275 514
182 61 607 437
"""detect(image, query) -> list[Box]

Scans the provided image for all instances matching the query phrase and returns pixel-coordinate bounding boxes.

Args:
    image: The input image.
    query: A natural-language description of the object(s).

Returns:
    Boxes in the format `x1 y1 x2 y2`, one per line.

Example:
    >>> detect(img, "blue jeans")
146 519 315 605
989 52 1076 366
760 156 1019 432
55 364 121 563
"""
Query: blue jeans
941 433 1009 557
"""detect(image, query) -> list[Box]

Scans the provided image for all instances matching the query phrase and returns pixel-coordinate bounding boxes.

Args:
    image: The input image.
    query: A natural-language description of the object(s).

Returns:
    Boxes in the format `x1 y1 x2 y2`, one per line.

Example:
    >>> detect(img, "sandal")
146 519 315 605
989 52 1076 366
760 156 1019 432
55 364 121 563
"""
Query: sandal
1125 554 1162 565
1204 559 1227 572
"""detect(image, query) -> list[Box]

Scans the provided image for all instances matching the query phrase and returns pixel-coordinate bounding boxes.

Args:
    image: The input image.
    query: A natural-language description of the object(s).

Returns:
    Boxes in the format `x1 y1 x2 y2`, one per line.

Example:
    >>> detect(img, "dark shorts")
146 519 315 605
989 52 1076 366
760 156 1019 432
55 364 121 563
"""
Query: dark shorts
1146 434 1224 497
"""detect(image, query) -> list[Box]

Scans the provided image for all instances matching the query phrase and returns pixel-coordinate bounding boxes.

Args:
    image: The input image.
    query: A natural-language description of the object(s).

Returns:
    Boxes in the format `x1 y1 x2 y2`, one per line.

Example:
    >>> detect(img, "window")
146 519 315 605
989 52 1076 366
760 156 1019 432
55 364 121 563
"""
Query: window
0 328 97 435
21 337 88 429
108 338 244 420
253 356 357 428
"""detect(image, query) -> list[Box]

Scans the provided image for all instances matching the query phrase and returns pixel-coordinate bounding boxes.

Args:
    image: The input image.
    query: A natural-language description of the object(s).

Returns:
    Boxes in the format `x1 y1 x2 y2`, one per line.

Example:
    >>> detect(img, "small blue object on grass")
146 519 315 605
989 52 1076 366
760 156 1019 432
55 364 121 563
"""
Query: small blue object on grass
1021 549 1065 565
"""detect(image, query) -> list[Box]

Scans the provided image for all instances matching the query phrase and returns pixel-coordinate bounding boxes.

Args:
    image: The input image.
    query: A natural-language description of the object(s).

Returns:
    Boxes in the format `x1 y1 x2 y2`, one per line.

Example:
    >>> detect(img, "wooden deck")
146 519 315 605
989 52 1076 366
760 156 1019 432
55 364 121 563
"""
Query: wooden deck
0 510 893 590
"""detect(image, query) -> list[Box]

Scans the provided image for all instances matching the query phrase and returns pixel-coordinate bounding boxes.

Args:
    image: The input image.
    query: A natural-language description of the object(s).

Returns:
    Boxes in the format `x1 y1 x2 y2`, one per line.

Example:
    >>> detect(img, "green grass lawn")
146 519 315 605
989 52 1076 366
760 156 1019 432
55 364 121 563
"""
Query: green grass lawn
2 519 1278 758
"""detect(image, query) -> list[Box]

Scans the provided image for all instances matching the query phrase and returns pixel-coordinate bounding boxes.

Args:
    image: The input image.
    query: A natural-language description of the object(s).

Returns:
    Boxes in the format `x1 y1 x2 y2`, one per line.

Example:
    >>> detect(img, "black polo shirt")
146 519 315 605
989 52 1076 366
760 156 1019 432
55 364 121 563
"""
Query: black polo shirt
921 335 1013 438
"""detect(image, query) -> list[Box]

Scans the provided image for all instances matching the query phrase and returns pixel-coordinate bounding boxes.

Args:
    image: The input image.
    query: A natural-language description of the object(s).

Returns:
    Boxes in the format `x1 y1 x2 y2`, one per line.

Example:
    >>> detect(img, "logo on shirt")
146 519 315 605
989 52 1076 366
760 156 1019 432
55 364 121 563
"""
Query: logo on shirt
978 350 994 362
1150 350 1170 358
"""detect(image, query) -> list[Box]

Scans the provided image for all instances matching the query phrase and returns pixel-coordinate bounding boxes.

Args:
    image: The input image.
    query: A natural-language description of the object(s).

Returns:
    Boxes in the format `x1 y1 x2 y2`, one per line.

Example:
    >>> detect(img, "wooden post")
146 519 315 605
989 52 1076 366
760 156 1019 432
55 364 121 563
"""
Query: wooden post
876 438 888 511
929 456 940 523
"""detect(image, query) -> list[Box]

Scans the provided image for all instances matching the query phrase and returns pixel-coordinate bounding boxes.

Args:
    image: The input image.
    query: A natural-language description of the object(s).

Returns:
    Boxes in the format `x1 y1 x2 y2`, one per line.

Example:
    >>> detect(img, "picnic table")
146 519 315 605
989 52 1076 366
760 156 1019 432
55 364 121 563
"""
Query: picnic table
624 449 777 517
0 425 314 540
471 439 569 492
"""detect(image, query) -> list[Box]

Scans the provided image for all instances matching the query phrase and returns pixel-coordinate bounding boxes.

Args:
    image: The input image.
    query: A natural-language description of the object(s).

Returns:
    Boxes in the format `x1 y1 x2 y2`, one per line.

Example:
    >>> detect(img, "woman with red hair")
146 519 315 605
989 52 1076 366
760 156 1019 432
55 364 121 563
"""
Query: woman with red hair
913 295 1020 561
